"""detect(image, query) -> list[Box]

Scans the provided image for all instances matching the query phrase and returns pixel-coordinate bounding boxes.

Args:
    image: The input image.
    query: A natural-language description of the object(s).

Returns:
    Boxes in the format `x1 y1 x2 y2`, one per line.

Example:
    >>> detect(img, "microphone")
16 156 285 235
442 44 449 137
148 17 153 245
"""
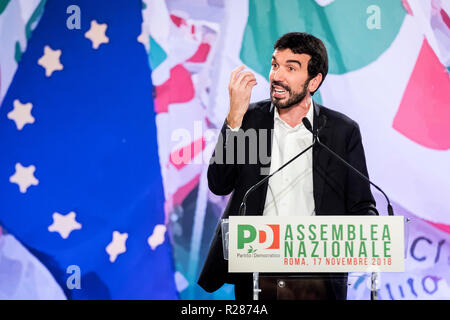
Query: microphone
304 115 394 216
302 116 313 132
238 116 325 216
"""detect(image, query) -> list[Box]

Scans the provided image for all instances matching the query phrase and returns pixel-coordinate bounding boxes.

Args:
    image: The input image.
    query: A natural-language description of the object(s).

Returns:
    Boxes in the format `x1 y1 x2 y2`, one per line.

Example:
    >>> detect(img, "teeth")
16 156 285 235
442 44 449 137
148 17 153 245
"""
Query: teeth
274 89 285 93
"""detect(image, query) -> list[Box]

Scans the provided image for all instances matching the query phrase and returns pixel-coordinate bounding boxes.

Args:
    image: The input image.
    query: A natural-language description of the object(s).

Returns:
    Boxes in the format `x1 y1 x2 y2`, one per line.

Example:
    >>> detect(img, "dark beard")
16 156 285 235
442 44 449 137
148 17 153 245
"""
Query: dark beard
270 79 310 109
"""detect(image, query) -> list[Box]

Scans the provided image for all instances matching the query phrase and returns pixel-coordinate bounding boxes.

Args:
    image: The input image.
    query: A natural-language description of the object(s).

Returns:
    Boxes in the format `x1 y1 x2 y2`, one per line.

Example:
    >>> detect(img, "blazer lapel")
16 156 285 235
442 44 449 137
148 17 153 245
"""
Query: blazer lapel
312 102 333 214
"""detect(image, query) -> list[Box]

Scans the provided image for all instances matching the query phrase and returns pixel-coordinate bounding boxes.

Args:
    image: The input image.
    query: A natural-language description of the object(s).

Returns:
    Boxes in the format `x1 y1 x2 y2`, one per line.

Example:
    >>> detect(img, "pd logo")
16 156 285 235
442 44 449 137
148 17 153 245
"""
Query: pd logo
237 224 280 250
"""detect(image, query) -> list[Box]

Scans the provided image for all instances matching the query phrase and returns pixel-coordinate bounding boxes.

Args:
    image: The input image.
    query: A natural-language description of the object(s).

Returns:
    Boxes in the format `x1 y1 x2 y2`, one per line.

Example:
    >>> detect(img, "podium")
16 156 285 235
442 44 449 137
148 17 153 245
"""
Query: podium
221 215 409 300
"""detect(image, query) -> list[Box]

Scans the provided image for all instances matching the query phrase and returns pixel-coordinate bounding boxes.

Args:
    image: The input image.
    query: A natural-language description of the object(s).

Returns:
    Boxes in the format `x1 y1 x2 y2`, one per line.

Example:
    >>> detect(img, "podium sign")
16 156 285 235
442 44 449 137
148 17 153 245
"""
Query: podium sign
228 216 404 273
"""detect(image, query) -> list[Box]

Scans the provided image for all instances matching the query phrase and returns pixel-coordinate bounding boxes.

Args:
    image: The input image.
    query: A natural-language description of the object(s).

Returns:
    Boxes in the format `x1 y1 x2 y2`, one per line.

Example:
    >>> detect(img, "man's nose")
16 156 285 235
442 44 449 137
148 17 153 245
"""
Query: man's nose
271 68 285 83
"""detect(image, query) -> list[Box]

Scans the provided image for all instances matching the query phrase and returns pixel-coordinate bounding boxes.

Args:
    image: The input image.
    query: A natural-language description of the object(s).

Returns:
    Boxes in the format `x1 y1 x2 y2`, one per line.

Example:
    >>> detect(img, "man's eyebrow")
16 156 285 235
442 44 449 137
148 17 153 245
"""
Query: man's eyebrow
271 56 302 67
286 60 302 67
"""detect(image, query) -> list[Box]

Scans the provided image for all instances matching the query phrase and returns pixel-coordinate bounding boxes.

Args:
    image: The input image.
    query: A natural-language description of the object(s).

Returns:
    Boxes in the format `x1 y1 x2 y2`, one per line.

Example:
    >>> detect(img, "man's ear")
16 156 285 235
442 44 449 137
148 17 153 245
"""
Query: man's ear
308 73 323 93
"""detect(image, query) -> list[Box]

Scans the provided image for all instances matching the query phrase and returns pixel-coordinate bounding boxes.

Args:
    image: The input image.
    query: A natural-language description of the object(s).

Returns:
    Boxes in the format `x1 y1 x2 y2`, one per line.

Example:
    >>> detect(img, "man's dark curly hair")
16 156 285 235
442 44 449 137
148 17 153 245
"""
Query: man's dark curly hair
274 32 328 95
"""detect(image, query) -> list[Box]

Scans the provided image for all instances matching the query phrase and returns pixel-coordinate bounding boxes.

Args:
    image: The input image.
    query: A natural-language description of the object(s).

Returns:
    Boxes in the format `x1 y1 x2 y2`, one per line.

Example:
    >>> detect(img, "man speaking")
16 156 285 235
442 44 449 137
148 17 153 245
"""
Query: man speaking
198 32 378 300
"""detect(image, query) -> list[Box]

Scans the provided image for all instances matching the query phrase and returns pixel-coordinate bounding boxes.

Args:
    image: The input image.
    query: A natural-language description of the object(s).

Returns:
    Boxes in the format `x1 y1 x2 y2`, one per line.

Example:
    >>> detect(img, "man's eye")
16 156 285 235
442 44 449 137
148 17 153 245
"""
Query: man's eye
288 66 295 71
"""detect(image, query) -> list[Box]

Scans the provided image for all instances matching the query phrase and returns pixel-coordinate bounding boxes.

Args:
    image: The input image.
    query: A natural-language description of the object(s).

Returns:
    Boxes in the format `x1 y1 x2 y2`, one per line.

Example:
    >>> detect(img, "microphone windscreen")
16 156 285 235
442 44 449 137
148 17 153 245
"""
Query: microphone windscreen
302 117 313 132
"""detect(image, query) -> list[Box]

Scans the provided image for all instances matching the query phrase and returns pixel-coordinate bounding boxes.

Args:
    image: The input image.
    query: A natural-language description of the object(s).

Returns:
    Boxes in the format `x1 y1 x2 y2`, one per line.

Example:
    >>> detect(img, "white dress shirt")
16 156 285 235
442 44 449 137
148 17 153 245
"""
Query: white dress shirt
263 100 315 217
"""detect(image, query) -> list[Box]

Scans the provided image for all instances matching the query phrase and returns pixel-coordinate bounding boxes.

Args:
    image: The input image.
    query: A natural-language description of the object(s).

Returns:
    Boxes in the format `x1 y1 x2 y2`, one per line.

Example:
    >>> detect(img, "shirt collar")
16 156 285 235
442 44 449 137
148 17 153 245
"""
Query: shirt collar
273 98 314 130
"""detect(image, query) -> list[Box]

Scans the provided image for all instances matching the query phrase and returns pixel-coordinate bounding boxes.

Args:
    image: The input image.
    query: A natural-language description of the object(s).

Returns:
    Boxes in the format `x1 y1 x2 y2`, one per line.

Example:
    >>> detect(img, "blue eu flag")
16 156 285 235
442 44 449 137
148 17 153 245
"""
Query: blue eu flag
0 0 178 299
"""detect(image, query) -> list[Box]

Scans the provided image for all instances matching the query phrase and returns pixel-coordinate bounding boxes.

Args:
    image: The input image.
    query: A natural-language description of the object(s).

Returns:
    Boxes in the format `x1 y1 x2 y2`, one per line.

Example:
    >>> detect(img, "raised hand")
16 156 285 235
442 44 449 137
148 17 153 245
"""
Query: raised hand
226 65 257 129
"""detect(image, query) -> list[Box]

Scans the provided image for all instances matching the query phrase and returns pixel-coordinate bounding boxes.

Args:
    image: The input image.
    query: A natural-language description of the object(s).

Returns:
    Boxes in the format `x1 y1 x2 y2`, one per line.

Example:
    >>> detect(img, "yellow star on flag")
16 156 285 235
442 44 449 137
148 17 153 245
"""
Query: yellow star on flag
9 163 39 193
147 224 167 250
37 45 63 77
48 211 82 239
106 231 128 262
7 99 35 130
85 20 109 49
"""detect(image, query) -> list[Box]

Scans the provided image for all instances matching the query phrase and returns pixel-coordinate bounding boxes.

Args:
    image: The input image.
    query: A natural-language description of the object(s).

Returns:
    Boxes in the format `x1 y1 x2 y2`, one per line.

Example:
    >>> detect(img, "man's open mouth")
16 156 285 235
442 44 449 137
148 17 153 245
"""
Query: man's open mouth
272 85 289 98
